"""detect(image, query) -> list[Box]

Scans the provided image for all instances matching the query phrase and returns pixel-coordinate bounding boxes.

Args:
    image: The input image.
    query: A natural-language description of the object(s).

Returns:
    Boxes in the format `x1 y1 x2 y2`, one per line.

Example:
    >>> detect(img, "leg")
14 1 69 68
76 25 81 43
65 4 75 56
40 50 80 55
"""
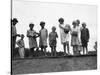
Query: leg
54 46 56 56
83 46 85 55
51 46 53 56
73 46 75 55
86 46 88 54
44 46 47 56
66 42 70 55
63 43 66 55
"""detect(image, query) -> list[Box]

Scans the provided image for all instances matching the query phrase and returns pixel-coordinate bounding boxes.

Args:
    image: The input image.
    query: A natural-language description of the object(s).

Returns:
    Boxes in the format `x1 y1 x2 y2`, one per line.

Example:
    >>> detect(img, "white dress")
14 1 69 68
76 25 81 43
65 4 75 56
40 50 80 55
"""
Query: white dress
59 24 70 44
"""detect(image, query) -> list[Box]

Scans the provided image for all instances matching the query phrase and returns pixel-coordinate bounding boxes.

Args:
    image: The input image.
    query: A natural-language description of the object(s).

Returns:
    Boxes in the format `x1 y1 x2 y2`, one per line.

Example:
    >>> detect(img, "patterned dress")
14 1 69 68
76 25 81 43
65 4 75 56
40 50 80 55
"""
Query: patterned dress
27 29 38 48
71 27 79 46
49 32 58 47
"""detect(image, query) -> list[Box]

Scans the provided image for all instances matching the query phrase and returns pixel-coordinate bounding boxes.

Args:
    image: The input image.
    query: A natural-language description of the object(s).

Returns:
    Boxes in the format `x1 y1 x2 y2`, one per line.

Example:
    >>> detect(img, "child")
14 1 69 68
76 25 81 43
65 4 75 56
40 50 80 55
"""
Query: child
16 34 25 58
71 21 79 55
39 21 48 56
58 18 71 56
49 26 58 56
27 23 39 57
81 22 90 54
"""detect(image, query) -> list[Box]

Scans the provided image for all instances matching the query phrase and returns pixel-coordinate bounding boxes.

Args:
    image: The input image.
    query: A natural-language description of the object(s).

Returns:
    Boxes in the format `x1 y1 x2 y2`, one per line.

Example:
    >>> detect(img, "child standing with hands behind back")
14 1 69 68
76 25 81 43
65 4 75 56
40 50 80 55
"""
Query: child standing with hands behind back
39 21 48 56
49 26 58 56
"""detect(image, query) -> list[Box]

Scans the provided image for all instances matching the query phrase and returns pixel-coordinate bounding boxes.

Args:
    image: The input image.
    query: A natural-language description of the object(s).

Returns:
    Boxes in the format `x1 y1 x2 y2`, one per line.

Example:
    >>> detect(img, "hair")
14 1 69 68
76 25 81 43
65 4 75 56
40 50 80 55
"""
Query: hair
40 21 45 26
20 34 24 38
29 23 34 27
72 21 77 25
76 19 80 24
58 18 64 23
52 26 56 30
82 22 86 26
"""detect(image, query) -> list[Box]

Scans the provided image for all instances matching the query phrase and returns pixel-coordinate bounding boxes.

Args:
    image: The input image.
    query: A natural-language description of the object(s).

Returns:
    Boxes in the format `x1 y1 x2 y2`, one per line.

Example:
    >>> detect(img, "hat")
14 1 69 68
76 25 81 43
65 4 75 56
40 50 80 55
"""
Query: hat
12 18 18 23
40 21 45 26
76 19 80 24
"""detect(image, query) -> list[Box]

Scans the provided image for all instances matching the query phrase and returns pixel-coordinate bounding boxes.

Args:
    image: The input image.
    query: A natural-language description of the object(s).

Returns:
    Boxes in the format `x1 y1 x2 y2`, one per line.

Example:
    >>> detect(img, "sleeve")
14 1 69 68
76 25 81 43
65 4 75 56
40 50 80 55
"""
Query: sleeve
87 28 90 40
16 40 21 47
56 32 58 38
46 29 48 38
59 24 65 30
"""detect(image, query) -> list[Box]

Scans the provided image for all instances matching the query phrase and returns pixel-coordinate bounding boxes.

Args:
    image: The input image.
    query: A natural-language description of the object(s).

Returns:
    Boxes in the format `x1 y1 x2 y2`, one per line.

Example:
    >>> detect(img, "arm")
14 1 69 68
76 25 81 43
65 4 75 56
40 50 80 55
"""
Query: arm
56 32 58 38
87 28 90 41
59 24 65 30
16 40 22 48
46 29 48 38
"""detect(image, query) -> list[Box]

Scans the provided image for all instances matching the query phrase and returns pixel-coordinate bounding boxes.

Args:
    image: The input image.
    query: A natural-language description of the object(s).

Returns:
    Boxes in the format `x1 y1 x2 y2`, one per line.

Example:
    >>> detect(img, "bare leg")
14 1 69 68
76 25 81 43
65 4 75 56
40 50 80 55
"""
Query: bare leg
54 46 56 56
86 46 88 54
63 44 66 56
44 47 47 56
83 47 85 55
51 47 53 56
67 43 70 55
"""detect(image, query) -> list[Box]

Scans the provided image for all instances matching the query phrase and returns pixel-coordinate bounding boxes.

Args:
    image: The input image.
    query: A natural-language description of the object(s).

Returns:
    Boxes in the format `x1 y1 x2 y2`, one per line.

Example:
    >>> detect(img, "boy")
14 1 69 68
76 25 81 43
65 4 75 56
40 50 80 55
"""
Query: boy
49 26 58 56
27 23 39 57
16 34 25 58
58 18 71 56
81 22 90 54
39 21 48 56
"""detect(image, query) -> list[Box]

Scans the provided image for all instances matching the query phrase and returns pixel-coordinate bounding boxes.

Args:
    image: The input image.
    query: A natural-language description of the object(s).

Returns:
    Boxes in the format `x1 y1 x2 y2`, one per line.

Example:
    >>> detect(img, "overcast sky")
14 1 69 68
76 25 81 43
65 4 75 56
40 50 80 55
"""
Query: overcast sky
12 0 97 54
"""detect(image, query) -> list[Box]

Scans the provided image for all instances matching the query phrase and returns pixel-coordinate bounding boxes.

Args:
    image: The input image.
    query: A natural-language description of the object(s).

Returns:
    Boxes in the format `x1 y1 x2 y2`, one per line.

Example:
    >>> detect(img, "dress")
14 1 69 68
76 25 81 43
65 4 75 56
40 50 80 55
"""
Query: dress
59 24 70 44
49 32 58 47
27 29 38 48
71 27 79 46
39 28 48 47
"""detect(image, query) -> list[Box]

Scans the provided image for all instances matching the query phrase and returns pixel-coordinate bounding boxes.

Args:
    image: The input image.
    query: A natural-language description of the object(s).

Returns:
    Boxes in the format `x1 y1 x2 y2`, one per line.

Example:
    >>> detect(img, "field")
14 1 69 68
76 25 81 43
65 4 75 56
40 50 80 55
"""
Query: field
12 55 97 74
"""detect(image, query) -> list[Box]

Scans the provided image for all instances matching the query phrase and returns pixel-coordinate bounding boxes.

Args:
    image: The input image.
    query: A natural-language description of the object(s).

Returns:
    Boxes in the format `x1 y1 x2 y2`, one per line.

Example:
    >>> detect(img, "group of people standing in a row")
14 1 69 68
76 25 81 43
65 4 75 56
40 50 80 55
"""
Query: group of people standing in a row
11 18 90 58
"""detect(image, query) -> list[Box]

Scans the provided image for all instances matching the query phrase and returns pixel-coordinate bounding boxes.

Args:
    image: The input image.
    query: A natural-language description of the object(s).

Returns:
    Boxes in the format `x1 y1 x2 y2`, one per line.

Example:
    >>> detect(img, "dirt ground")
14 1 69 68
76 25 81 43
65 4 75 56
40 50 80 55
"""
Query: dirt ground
12 55 97 74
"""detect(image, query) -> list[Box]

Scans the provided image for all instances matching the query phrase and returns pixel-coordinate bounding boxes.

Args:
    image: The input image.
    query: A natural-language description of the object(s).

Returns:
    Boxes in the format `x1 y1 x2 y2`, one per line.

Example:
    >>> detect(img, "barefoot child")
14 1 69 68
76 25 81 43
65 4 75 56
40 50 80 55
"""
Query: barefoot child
16 34 25 58
27 23 39 57
58 18 71 56
39 21 48 56
49 26 58 56
81 22 90 54
71 21 79 55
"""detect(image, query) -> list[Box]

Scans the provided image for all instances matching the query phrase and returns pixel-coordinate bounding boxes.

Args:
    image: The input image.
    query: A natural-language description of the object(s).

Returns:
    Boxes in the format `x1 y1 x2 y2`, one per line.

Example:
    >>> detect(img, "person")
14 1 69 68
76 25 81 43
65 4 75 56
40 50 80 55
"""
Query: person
27 23 39 57
16 34 25 58
49 26 58 56
39 21 48 56
58 18 71 56
76 19 83 54
71 21 79 55
81 22 90 54
11 18 20 58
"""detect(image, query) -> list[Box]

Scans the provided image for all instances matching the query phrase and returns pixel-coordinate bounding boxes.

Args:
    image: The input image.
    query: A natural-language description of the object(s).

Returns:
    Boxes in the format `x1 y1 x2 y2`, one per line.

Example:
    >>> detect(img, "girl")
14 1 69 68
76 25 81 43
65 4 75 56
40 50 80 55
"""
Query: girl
71 21 79 55
58 18 71 56
27 23 39 57
49 26 58 56
39 21 48 56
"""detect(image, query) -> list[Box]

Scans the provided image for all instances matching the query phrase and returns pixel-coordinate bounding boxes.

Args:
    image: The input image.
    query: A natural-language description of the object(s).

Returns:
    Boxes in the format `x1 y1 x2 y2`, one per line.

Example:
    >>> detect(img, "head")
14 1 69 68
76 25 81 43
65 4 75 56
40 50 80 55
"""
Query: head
76 19 80 26
58 18 64 24
82 22 86 28
20 34 24 39
72 21 77 28
12 18 18 26
29 23 34 30
52 26 56 32
40 21 45 28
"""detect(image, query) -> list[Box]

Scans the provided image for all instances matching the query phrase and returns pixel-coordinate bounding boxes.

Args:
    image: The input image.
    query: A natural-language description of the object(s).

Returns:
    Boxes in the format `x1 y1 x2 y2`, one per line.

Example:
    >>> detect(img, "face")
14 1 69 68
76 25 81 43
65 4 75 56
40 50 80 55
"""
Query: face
29 25 34 29
82 24 86 28
52 28 56 32
41 24 45 28
13 22 18 26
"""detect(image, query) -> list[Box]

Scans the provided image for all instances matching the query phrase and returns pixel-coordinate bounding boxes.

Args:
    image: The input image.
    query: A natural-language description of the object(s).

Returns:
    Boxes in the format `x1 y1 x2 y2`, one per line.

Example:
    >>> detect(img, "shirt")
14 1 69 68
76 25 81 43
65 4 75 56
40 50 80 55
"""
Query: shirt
12 25 17 37
16 39 25 48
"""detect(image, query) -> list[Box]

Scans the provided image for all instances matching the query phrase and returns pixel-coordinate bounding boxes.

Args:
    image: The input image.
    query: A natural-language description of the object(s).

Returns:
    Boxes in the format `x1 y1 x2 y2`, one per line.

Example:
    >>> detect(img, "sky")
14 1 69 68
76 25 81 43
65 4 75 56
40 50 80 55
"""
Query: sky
12 0 97 54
